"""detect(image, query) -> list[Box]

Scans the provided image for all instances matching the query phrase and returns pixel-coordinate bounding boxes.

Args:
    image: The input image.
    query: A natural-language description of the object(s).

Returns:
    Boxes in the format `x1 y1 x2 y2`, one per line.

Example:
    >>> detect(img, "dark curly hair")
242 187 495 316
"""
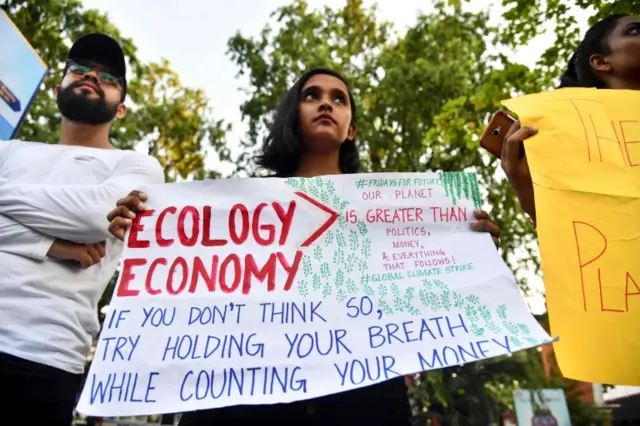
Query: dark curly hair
559 14 629 88
256 67 360 177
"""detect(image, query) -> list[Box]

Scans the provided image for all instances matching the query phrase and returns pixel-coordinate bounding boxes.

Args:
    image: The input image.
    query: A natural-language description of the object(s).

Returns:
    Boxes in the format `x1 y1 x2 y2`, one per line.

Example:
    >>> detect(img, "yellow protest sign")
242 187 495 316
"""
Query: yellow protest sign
503 88 640 386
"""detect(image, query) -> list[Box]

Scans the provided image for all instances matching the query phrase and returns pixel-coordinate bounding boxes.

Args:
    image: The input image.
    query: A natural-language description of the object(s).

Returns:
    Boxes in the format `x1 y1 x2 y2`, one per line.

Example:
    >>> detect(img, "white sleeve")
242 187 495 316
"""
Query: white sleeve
0 213 54 260
0 153 165 243
0 140 12 163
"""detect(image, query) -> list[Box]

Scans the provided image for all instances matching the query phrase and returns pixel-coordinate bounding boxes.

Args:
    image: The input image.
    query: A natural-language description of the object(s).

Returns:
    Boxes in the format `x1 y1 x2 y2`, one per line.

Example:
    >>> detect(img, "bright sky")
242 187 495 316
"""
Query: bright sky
79 0 638 401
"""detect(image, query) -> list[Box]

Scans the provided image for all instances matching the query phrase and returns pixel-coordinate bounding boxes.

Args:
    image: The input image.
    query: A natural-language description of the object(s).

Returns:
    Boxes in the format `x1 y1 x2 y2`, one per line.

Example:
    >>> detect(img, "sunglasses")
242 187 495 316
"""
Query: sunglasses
67 60 122 86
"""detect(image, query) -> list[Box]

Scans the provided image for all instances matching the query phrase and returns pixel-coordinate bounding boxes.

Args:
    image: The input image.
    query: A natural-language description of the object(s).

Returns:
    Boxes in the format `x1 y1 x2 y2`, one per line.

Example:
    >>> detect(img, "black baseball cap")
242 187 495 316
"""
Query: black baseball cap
67 33 127 100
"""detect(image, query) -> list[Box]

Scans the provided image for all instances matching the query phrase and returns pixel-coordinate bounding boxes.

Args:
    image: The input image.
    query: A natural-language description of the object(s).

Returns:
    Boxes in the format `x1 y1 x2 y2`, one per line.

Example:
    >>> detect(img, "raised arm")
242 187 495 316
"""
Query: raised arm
0 153 164 243
0 213 53 260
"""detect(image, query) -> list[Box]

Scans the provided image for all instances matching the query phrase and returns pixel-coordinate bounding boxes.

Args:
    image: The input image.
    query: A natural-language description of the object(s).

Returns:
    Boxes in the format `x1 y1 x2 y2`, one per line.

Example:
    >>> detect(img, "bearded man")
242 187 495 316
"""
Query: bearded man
0 34 164 424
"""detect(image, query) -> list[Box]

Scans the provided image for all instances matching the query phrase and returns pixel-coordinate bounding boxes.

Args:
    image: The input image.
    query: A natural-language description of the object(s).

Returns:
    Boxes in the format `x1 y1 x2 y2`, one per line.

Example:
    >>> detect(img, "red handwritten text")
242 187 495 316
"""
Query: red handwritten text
560 100 639 166
386 227 429 237
362 191 381 200
116 251 303 298
573 221 640 313
394 188 433 200
128 202 296 249
430 207 467 223
116 196 337 298
365 208 424 224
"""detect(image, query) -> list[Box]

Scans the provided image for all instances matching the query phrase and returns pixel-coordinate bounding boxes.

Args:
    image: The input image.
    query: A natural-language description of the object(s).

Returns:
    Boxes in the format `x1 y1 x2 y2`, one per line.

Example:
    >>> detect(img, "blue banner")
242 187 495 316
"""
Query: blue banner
0 9 47 140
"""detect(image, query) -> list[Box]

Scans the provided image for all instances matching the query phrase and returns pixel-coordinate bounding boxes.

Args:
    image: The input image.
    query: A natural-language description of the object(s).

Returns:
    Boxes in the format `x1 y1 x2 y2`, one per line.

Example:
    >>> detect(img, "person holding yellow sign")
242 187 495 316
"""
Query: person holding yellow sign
502 13 639 224
498 14 640 386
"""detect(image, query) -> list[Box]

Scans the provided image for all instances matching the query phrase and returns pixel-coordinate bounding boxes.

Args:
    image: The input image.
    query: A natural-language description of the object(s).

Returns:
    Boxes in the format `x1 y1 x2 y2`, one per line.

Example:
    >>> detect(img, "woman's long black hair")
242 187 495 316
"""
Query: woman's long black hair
559 14 629 88
256 68 361 177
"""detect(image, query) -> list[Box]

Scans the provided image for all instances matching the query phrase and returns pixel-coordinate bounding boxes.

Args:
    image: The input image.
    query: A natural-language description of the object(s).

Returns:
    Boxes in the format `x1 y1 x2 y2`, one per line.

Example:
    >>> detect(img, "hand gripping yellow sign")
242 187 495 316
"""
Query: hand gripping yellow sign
503 88 640 386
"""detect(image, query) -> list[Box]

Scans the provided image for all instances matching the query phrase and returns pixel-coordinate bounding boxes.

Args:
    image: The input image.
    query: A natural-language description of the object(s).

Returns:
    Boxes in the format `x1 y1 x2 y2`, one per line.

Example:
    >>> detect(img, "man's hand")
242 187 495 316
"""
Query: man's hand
107 190 147 241
501 120 538 224
47 239 106 269
470 210 501 249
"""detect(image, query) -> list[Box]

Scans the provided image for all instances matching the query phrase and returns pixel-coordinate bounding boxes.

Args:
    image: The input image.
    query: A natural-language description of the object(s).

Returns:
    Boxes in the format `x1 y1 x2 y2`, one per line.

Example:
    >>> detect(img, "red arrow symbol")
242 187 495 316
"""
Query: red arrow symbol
294 191 339 247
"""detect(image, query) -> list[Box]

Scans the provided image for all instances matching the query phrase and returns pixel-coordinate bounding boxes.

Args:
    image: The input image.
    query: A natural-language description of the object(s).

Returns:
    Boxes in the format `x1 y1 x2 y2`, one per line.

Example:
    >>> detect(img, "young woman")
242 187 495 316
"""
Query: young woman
106 68 501 425
501 14 640 225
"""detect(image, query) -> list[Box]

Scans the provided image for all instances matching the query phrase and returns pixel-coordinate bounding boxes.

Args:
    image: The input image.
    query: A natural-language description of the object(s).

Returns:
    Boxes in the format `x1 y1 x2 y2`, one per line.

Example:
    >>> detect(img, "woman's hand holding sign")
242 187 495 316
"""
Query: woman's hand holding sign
500 120 539 226
470 209 501 249
107 190 147 241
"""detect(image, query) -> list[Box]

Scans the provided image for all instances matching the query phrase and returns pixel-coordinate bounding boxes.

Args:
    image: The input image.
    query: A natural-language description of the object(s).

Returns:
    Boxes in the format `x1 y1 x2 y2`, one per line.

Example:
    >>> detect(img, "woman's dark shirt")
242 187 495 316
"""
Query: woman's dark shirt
178 377 412 426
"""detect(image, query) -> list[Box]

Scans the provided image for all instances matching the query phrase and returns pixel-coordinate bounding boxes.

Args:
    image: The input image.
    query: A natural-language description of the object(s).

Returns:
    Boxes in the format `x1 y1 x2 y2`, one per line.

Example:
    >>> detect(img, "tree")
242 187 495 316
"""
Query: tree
460 0 639 89
3 0 231 182
226 0 542 289
227 0 393 175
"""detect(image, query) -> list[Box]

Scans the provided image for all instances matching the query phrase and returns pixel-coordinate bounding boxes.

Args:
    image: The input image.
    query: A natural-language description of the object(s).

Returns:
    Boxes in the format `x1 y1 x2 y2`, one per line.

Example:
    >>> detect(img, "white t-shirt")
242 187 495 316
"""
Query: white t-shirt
0 140 164 374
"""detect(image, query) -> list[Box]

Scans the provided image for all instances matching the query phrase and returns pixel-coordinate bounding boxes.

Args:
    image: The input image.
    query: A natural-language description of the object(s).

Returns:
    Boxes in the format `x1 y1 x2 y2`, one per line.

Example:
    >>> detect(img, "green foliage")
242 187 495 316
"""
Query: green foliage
226 0 544 294
227 0 393 174
4 0 230 182
460 0 639 88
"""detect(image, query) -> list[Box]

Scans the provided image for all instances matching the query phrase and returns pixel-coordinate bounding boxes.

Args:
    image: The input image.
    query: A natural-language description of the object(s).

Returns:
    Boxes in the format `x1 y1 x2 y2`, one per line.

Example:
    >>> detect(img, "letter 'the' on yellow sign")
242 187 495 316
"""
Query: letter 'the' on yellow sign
503 88 640 386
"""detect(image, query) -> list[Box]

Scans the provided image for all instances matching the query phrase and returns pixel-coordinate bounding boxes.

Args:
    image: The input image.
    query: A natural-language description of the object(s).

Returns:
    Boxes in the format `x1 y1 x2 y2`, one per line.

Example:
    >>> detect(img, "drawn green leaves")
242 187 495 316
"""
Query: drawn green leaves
495 304 539 349
357 259 367 274
439 171 482 209
287 176 372 304
298 280 309 297
313 245 322 262
393 285 421 316
377 284 393 315
357 221 368 236
286 176 543 351
302 255 313 277
361 239 372 259
464 302 485 337
453 292 464 309
335 270 347 302
478 304 501 334
348 230 359 252
320 263 331 279
346 278 357 294
322 281 332 298
391 284 404 313
312 274 322 291
324 229 335 247
345 252 357 274
412 279 540 344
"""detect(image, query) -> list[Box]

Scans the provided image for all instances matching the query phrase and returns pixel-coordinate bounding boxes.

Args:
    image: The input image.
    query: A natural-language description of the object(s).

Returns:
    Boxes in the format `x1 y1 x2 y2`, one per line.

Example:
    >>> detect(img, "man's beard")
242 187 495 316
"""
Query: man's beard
56 80 119 125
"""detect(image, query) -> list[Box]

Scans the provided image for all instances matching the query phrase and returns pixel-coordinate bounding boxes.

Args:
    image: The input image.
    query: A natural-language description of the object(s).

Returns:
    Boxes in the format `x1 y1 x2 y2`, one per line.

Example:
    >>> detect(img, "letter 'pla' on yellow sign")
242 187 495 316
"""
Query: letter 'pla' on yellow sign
503 88 640 386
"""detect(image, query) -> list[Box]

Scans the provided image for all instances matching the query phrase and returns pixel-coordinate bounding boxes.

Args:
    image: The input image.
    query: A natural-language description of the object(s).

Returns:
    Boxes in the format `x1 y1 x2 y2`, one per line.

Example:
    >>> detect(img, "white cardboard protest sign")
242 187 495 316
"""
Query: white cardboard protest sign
77 172 553 416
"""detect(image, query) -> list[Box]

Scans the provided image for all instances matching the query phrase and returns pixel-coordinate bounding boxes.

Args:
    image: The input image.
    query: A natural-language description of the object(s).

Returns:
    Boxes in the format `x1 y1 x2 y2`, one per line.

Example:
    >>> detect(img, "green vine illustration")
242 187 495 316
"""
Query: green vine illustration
439 171 482 209
415 279 542 350
285 176 545 351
